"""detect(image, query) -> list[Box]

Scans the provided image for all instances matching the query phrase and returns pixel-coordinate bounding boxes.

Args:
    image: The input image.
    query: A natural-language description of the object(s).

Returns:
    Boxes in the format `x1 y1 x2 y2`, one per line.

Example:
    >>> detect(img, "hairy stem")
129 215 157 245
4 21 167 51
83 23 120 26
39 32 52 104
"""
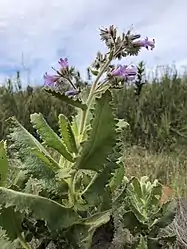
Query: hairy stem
79 53 113 135
18 233 31 249
81 172 98 196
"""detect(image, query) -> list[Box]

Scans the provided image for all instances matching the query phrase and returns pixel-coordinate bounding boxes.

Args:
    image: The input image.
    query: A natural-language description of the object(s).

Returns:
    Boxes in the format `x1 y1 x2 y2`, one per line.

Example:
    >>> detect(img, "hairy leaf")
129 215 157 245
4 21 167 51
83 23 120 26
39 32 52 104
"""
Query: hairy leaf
7 117 59 171
0 207 23 241
44 88 87 110
109 162 124 192
122 210 146 234
30 113 74 162
0 141 8 187
58 114 78 154
0 227 18 249
65 210 111 249
82 160 118 208
152 200 177 229
31 148 59 171
0 187 80 230
75 90 116 172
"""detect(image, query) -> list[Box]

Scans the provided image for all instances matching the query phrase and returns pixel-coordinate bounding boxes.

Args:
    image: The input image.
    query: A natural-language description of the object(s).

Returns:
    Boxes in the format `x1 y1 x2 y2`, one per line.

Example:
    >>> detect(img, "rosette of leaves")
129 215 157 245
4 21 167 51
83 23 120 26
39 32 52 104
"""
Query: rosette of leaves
112 176 177 249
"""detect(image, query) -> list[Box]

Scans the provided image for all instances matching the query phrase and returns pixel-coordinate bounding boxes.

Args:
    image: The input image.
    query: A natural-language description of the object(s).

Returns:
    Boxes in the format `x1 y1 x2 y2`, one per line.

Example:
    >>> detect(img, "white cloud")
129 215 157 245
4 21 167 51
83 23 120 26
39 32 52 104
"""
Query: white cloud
0 0 187 85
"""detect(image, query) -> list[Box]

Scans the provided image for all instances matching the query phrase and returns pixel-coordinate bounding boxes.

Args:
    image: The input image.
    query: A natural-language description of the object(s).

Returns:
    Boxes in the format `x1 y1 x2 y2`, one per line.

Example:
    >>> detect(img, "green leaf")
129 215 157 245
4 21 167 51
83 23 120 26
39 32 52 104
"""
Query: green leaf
152 200 177 229
31 148 60 171
75 90 116 172
137 236 148 249
83 210 111 228
58 114 78 154
0 187 80 231
158 234 176 245
0 227 18 249
147 238 161 249
71 116 79 139
131 177 143 199
113 177 135 207
0 141 8 187
44 88 87 110
109 162 124 192
83 160 118 208
57 168 76 180
30 113 74 162
65 210 111 249
0 207 23 241
89 67 99 76
122 210 146 234
7 117 60 171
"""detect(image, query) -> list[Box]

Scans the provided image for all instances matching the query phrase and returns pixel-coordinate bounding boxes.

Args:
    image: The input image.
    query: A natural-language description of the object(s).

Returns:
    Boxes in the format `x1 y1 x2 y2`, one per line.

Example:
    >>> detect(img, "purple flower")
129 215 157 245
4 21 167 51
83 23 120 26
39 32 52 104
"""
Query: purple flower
58 58 69 68
43 72 59 86
65 89 79 96
111 65 137 78
134 37 155 50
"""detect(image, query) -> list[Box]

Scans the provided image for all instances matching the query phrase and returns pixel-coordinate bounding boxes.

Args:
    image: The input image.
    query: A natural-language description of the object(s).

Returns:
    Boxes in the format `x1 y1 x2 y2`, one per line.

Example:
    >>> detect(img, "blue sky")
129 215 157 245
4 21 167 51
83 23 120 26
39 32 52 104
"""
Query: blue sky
0 0 187 86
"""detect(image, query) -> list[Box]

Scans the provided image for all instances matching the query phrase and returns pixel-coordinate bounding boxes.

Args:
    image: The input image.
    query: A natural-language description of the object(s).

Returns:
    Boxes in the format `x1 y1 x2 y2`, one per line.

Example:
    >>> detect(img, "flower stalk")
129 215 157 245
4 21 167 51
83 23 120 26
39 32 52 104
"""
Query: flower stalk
79 52 114 135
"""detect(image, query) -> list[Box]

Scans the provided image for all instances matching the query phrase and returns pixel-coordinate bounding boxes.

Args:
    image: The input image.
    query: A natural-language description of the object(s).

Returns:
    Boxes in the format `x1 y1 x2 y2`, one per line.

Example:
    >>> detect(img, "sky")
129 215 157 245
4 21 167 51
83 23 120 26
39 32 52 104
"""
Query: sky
0 0 187 86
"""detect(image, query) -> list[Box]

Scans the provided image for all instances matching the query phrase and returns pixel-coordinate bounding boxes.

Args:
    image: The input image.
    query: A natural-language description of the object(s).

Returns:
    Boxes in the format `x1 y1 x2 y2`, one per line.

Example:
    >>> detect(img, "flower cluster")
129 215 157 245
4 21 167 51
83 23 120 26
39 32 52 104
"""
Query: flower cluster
44 58 69 86
43 25 155 96
111 65 137 80
99 25 155 59
43 58 80 97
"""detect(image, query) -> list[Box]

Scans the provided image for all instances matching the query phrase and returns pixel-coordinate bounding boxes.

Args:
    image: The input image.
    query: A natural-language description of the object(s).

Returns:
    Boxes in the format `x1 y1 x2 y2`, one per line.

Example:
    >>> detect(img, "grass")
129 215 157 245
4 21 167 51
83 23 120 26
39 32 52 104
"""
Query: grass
123 146 187 198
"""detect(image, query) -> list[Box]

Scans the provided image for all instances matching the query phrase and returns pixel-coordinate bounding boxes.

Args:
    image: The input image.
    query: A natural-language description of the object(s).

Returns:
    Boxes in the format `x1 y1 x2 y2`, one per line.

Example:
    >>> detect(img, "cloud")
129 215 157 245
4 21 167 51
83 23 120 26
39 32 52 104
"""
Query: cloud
0 0 187 85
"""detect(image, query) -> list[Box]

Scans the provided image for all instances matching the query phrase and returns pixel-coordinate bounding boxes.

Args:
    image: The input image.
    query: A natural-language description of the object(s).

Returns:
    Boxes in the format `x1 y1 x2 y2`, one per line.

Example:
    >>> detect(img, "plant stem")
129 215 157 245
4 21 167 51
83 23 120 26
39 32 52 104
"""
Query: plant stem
68 176 75 206
81 172 98 196
79 108 87 137
79 54 113 135
18 233 31 249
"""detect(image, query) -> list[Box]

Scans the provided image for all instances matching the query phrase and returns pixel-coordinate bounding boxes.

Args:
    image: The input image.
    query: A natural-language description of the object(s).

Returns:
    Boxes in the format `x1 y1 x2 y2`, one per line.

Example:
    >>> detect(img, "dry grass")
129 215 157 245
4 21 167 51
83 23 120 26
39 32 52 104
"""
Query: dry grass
123 146 187 198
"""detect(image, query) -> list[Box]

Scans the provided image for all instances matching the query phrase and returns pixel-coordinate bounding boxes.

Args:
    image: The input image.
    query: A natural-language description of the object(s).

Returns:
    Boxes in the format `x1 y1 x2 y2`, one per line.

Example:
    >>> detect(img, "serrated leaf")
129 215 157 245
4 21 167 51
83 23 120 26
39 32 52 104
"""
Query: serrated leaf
0 141 8 187
113 177 135 207
83 210 111 228
75 90 116 172
58 114 78 154
131 177 143 199
152 200 177 229
109 162 124 192
30 113 74 162
0 227 18 249
122 210 147 234
57 168 76 180
13 171 28 189
0 187 80 230
65 210 111 249
0 207 23 241
71 116 79 138
44 88 87 110
31 148 59 171
158 234 176 244
7 117 60 172
82 160 118 208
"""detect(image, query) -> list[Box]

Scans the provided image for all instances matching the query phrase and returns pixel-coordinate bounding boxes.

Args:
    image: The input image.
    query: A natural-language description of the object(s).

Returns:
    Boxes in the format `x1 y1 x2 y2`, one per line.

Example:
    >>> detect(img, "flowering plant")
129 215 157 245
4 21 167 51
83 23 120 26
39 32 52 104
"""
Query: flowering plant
0 25 176 249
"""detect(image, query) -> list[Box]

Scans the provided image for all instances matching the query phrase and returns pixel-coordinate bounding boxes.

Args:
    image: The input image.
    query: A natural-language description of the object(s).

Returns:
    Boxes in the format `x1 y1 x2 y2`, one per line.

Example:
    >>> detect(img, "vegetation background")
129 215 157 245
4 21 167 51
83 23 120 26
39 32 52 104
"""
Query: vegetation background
1 65 187 197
